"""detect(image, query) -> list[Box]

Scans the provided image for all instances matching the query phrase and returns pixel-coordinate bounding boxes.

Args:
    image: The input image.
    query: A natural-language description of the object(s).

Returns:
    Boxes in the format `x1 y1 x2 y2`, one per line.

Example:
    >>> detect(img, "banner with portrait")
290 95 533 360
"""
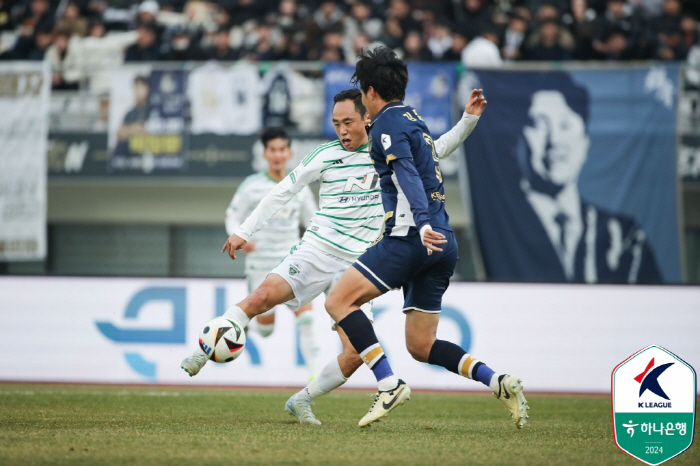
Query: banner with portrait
0 62 50 260
108 67 187 172
461 65 681 283
323 63 456 138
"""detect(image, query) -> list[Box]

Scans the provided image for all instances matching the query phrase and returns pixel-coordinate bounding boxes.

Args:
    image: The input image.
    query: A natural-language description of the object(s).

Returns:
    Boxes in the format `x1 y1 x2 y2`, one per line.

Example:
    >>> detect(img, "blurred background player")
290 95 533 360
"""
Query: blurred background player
224 126 321 380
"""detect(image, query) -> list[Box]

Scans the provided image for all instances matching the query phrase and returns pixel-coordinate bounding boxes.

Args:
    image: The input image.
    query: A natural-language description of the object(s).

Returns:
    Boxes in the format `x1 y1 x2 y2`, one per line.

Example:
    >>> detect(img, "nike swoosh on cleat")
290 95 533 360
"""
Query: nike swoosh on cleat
502 382 510 399
382 387 405 410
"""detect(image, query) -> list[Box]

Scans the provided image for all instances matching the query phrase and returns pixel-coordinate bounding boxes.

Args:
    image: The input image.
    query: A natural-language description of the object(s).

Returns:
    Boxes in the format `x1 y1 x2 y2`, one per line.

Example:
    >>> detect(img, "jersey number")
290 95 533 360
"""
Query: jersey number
403 109 424 122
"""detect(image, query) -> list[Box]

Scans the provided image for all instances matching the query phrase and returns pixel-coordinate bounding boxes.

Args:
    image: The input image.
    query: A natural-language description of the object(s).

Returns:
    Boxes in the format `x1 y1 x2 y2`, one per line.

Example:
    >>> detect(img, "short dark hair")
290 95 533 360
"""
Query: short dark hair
333 89 367 116
351 46 408 102
260 126 291 149
134 75 149 86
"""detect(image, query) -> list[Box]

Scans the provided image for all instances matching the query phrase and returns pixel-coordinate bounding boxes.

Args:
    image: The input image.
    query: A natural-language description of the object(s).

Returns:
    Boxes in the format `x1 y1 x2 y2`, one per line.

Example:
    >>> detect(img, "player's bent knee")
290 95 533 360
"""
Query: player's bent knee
247 286 276 314
406 339 432 363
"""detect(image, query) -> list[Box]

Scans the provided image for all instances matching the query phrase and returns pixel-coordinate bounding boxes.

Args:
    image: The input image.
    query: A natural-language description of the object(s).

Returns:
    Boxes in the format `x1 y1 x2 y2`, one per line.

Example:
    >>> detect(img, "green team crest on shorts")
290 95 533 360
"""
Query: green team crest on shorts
612 345 696 465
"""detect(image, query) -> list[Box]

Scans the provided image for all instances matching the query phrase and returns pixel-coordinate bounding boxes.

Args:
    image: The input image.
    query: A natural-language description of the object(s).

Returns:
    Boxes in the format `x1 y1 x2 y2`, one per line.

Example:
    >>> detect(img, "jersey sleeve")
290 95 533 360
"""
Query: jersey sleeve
434 112 480 160
235 145 328 240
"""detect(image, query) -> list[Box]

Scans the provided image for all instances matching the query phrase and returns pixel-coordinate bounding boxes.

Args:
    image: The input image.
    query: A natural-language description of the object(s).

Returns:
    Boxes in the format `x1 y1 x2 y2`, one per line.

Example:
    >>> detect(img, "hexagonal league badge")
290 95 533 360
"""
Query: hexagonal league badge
612 345 696 465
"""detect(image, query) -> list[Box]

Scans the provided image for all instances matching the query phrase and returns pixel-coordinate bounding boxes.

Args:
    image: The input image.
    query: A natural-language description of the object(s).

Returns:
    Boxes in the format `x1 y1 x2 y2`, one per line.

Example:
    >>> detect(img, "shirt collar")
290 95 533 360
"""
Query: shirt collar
369 101 404 126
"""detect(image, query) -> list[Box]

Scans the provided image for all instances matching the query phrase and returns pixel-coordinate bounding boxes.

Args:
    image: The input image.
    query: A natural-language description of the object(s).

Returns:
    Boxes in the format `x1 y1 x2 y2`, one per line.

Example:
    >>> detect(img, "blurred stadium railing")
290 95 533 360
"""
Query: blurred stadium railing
2 61 699 283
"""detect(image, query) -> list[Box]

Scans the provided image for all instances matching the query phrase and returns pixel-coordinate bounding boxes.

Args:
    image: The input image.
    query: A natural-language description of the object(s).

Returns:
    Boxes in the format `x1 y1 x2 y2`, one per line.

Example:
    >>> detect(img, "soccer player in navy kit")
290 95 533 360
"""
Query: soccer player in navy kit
324 47 530 428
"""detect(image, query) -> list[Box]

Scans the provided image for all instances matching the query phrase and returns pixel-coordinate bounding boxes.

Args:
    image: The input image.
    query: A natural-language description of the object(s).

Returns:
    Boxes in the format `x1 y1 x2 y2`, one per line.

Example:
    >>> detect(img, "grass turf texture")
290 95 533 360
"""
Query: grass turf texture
0 383 698 466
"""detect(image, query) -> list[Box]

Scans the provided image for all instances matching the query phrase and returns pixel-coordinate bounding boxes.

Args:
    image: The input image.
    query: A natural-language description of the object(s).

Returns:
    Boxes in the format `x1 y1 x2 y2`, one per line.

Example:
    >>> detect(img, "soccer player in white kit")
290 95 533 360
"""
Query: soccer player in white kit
181 89 483 424
224 127 321 379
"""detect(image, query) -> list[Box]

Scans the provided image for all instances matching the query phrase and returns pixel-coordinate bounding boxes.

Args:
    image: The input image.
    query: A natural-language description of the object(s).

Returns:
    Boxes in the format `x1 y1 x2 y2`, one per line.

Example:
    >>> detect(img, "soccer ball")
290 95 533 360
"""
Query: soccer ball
199 317 246 363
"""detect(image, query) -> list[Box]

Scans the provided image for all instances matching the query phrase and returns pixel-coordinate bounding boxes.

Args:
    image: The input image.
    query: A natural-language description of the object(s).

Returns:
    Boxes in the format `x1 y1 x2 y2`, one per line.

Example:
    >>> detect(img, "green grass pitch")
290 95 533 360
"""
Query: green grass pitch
0 383 697 466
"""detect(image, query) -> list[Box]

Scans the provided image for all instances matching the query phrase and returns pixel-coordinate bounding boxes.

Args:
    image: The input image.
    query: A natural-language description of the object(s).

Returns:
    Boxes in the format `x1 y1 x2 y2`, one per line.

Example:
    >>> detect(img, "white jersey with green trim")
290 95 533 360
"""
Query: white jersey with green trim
233 112 481 262
226 171 316 274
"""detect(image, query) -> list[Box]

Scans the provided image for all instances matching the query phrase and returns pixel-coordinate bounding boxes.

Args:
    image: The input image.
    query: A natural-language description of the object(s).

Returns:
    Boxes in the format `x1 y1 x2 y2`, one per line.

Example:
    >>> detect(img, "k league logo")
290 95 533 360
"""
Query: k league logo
612 345 696 465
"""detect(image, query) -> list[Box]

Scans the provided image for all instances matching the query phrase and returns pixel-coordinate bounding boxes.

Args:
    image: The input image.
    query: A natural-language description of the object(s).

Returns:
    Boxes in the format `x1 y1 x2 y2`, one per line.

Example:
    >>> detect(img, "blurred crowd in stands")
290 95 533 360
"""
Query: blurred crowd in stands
1 0 699 89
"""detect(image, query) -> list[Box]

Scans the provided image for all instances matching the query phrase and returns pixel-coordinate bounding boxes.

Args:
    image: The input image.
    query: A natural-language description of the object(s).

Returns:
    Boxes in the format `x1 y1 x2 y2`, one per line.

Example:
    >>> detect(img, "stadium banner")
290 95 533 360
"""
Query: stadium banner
323 63 457 138
48 133 332 178
1 277 698 393
0 62 50 261
108 67 188 172
460 65 682 284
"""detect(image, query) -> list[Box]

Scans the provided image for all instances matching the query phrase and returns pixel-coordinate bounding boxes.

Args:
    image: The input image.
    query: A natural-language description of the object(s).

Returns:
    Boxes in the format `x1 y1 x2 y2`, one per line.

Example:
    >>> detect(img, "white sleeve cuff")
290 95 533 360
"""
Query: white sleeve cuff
233 228 252 242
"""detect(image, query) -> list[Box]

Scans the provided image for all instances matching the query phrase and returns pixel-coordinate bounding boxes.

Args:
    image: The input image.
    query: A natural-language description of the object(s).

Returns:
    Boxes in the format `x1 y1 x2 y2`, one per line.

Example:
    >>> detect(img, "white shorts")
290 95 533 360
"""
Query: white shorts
269 240 373 329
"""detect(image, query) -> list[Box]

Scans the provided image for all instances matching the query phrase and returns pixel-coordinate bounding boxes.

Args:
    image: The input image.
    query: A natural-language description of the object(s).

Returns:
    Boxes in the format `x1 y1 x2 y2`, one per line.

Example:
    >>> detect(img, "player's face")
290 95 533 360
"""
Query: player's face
263 138 293 171
332 99 368 151
523 90 589 187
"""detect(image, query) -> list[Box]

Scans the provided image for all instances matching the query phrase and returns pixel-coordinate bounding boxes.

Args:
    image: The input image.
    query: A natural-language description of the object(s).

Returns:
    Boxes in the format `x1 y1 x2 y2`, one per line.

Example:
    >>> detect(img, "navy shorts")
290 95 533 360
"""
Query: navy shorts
352 228 458 313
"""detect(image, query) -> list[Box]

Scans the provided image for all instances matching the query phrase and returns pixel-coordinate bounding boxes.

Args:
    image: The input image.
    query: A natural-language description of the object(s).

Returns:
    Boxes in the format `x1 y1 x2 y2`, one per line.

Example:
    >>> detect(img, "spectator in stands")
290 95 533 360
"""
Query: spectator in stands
0 0 15 32
502 11 529 60
348 31 371 62
277 0 307 36
461 23 504 67
315 25 345 62
124 22 160 61
55 1 88 37
457 0 494 40
403 29 433 60
593 0 648 58
427 20 453 60
597 27 636 58
242 21 282 61
379 16 406 49
680 14 699 49
522 18 574 59
19 0 54 35
306 0 344 51
388 0 422 35
45 28 79 89
26 25 53 60
650 0 682 34
442 29 469 60
564 0 598 59
207 26 240 60
345 1 383 41
655 22 688 58
161 25 208 60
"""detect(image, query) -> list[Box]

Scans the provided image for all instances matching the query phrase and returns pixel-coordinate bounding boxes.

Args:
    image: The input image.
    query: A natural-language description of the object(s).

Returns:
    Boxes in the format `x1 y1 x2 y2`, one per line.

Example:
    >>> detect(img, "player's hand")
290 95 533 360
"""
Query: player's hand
465 89 487 116
221 234 247 260
242 241 257 254
422 229 447 256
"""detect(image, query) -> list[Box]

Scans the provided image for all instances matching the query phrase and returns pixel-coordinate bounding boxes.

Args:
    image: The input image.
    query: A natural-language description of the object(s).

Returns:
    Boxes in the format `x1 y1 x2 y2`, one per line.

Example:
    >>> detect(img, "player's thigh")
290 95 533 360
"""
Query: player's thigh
324 266 384 322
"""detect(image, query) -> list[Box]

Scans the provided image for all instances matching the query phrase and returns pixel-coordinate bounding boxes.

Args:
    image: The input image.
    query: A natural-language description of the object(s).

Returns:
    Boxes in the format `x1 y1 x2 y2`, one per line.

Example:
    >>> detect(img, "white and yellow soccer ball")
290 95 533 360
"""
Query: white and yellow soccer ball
198 317 246 363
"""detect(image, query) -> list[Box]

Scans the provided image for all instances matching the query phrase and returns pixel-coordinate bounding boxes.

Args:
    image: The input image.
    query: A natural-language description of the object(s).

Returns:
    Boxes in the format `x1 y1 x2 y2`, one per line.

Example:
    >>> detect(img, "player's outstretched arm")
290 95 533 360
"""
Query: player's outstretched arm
222 152 325 260
435 89 487 160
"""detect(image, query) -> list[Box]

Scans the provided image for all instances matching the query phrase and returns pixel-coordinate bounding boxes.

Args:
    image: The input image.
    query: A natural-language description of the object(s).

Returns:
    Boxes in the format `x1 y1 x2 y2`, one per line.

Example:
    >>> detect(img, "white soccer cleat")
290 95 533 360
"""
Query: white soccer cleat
285 394 322 425
180 349 208 377
358 379 411 428
494 374 530 429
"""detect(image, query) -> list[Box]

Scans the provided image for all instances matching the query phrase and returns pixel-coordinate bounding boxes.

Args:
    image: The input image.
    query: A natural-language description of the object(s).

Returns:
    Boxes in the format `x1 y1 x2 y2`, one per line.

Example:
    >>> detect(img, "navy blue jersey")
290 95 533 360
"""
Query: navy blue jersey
368 102 451 236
